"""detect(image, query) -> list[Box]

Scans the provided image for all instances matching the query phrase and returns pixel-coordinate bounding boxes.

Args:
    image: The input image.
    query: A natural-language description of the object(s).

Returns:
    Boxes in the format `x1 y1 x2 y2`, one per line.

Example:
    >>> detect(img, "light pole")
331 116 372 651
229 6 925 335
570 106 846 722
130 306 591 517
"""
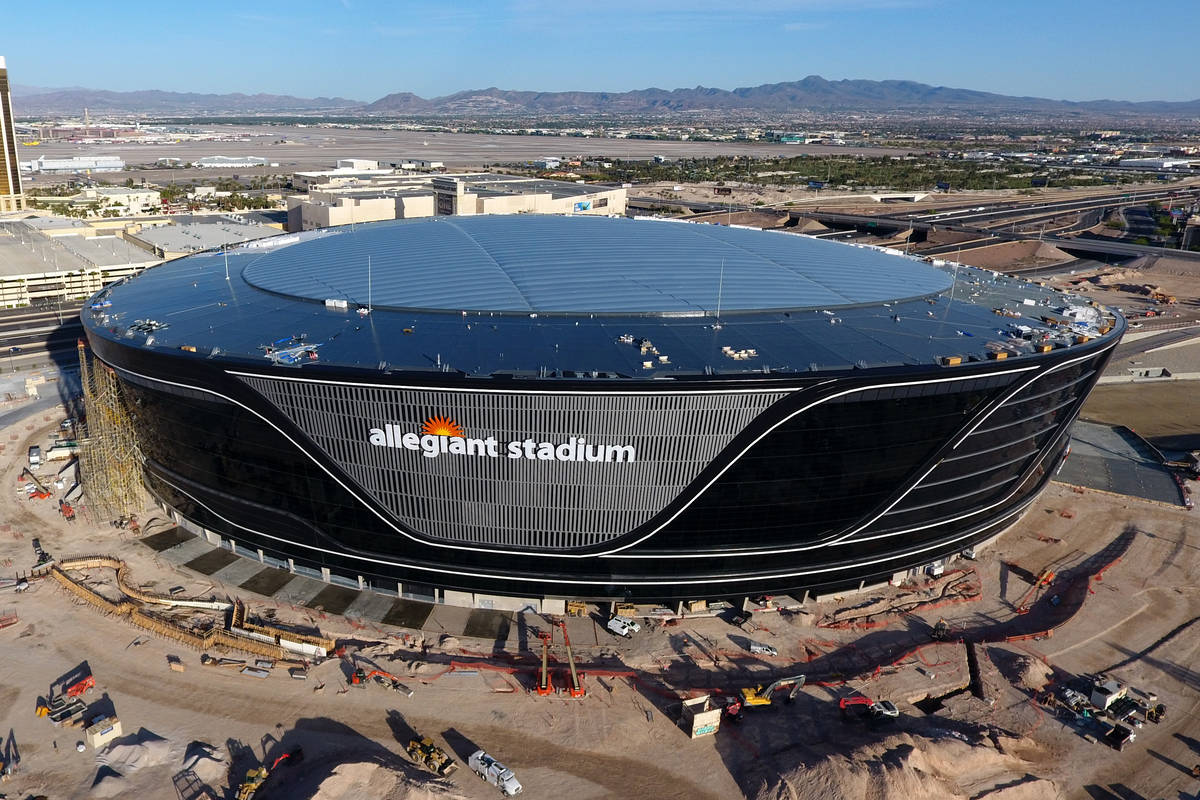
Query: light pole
7 346 20 373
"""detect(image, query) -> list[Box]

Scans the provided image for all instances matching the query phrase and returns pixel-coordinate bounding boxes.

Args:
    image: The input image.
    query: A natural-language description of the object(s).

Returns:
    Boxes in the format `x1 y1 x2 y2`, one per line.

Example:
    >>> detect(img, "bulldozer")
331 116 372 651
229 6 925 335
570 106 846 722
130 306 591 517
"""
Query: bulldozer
739 674 806 709
406 736 457 777
235 747 303 799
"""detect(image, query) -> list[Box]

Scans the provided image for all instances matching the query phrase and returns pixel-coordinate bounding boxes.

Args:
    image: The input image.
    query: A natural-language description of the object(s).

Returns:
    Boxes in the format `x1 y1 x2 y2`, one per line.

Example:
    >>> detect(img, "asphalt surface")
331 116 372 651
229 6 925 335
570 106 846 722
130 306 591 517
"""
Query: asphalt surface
1056 421 1183 505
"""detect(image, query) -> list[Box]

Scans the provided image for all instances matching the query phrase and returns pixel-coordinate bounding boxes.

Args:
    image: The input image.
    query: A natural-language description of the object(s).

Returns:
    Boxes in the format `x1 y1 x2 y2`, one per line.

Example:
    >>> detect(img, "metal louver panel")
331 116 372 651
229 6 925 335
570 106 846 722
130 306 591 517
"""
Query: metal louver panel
237 374 789 550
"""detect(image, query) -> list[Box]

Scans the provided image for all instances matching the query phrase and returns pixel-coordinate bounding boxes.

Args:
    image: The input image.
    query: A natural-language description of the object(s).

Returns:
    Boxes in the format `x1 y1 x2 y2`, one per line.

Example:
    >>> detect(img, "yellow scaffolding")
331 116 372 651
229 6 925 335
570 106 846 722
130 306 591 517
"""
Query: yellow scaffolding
77 341 143 522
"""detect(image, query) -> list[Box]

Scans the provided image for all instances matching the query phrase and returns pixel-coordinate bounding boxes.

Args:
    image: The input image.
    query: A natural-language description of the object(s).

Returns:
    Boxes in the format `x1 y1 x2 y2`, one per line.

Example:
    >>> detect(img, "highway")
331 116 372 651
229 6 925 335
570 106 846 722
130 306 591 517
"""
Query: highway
628 189 1200 261
0 307 83 373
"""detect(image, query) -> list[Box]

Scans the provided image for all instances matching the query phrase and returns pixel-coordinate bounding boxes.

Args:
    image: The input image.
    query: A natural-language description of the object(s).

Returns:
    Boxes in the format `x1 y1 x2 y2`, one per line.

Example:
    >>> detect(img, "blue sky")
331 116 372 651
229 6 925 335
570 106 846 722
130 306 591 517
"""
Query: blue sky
5 0 1197 102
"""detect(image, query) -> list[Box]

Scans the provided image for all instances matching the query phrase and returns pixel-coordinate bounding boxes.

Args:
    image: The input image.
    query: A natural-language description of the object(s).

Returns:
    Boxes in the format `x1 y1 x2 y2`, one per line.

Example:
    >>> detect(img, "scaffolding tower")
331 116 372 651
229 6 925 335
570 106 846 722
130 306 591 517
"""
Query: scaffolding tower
77 340 143 522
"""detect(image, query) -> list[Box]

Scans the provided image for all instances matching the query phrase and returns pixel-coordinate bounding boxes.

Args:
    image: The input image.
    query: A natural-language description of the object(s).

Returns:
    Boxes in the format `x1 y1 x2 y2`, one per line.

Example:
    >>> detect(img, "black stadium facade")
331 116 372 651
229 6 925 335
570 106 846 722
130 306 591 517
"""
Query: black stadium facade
82 215 1123 604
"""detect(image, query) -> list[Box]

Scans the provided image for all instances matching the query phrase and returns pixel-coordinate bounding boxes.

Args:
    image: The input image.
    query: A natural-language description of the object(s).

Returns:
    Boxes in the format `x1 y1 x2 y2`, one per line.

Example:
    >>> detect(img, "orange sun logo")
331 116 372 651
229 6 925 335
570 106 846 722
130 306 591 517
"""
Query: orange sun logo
422 415 465 437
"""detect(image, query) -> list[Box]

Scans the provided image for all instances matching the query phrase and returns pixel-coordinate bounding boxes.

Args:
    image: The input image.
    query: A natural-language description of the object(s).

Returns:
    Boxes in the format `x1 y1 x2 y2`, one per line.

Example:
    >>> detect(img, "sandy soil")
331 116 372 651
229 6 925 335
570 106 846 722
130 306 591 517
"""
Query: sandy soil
1083 382 1200 448
2 401 1199 800
951 240 1074 271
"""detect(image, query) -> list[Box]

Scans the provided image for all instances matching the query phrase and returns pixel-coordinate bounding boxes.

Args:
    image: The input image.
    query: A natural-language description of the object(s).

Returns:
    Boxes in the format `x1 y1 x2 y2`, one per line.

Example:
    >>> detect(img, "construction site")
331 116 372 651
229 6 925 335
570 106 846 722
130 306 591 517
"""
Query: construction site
0 338 1198 800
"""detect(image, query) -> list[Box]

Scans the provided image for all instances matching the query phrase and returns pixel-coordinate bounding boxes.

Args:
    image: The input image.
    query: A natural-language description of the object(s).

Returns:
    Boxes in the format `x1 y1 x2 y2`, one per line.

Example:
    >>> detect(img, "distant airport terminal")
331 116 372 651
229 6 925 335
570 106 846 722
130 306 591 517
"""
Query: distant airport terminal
82 215 1122 605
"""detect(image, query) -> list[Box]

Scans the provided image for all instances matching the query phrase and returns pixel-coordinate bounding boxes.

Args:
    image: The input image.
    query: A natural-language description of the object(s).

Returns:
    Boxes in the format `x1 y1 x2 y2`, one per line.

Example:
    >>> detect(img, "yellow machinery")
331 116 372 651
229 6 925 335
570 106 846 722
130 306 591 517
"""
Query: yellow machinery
407 736 457 777
236 767 268 800
740 674 806 708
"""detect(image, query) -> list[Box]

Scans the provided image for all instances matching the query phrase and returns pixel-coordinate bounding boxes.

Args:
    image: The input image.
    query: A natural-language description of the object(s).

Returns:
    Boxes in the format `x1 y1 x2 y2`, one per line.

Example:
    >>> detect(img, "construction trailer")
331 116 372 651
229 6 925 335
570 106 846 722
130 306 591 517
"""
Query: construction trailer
681 695 723 738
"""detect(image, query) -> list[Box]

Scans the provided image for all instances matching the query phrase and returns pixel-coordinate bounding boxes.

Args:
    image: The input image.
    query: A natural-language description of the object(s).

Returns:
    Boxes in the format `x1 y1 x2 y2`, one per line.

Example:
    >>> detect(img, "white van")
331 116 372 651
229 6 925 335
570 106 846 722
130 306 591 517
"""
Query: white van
606 615 641 638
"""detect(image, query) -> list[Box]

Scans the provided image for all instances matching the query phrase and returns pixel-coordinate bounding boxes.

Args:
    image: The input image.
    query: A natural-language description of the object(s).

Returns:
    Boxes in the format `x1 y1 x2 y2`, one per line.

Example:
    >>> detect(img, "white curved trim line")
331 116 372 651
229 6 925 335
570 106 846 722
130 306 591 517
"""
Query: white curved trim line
151 468 1033 588
228 365 1047 557
107 344 1103 562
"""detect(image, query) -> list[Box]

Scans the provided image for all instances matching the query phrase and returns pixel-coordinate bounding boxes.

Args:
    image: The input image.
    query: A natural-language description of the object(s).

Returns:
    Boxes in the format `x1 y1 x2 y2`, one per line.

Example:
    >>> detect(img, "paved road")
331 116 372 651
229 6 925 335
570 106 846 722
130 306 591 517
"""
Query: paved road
0 392 71 431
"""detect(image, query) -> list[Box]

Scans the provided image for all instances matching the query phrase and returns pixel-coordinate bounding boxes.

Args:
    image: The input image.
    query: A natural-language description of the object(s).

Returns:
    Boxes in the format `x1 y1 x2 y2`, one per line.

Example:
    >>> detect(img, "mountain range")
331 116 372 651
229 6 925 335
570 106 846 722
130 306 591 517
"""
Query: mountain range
12 76 1200 117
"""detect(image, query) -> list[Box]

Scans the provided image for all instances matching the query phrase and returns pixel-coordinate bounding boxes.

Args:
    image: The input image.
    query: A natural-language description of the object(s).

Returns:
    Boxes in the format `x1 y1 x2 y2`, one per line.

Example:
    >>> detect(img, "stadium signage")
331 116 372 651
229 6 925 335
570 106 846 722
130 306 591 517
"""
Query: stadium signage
368 416 636 463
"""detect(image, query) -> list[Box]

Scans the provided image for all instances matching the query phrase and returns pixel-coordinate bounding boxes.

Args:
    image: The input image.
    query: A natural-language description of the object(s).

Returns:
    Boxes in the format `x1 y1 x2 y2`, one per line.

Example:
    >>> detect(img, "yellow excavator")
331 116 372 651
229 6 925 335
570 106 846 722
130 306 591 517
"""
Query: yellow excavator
740 674 806 709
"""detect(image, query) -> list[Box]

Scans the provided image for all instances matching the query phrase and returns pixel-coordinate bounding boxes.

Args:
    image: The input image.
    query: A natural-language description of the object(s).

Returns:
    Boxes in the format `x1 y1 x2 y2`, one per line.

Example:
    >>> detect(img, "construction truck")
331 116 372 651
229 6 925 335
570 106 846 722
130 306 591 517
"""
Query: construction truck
406 736 457 777
468 749 522 796
739 674 806 709
839 695 900 724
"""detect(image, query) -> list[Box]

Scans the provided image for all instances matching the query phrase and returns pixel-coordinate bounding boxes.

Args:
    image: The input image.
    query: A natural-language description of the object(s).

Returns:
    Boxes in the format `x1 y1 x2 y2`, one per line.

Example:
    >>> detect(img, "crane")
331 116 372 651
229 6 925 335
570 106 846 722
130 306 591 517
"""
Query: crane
20 468 52 500
1014 569 1056 614
536 631 554 696
557 620 585 698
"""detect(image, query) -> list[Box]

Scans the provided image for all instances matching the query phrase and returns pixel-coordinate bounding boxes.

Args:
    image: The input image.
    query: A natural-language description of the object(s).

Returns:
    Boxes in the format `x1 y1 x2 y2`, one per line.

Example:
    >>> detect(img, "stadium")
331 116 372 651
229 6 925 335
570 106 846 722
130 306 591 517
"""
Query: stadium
81 214 1123 605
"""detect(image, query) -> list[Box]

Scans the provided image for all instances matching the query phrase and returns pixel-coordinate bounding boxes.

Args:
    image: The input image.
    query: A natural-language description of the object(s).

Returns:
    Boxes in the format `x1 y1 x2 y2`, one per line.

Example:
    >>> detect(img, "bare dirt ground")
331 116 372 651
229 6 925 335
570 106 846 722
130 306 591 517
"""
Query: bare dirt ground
950 241 1075 271
2 403 1200 800
1083 382 1200 448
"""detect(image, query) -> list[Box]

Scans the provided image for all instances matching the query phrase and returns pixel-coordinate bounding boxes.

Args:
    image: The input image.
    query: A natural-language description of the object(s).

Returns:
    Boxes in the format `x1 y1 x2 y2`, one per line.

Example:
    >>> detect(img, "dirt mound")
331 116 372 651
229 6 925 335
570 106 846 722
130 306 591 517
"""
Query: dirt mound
301 761 466 800
1010 656 1054 691
754 732 1061 800
1093 269 1145 286
955 240 1074 271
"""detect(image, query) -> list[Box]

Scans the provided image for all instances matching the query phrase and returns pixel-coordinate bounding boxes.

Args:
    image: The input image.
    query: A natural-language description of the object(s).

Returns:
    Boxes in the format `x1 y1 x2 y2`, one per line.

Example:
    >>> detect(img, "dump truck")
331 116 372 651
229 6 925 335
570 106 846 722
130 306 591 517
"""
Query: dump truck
468 749 522 796
406 736 457 777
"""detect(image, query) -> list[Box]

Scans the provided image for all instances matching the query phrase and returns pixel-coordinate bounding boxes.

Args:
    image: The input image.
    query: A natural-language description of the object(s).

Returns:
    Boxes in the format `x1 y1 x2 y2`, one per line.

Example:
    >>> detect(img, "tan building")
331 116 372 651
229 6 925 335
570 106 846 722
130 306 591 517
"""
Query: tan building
0 219 160 308
0 56 26 213
286 172 626 232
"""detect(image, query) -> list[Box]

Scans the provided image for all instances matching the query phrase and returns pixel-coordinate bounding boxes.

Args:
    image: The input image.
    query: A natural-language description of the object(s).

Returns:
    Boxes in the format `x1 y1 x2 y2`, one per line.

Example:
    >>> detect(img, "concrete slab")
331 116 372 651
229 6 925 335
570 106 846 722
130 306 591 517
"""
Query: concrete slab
183 549 240 576
208 557 268 588
154 537 215 566
380 598 435 630
424 603 475 638
272 575 328 607
239 567 296 597
305 584 359 615
342 590 395 623
139 527 193 552
1057 421 1183 505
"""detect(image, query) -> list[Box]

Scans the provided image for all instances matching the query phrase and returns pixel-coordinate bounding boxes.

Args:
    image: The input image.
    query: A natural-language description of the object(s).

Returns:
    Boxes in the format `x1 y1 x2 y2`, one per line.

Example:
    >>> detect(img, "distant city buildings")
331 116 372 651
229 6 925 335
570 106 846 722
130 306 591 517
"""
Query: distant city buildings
22 154 126 173
64 186 162 215
0 56 26 212
193 155 274 169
